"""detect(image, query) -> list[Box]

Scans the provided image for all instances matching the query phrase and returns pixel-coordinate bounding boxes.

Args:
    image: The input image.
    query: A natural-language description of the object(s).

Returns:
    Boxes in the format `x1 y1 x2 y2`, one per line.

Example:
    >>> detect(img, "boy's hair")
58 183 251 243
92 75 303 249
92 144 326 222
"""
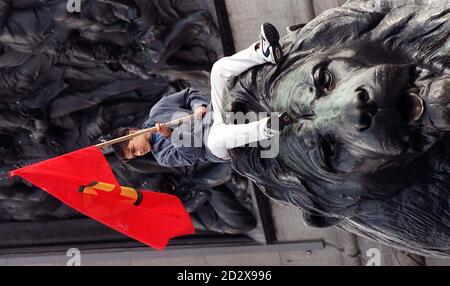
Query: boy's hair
111 127 134 162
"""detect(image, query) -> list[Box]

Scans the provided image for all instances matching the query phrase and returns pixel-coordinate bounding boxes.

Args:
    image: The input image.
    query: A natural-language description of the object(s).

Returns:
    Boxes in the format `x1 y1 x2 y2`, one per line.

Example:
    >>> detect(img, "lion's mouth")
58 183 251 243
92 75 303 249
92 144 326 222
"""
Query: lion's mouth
397 65 450 135
396 66 427 125
397 67 425 125
397 86 425 125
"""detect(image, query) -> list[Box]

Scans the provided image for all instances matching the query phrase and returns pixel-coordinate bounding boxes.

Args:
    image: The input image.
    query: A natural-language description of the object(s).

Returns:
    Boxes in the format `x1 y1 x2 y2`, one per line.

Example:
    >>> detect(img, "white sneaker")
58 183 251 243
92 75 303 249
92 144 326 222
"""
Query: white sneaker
257 23 283 64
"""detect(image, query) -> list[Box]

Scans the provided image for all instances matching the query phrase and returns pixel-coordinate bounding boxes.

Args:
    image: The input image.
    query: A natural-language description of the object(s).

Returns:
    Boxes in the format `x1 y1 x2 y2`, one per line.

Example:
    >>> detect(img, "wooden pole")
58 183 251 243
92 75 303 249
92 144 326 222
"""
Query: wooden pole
95 113 197 149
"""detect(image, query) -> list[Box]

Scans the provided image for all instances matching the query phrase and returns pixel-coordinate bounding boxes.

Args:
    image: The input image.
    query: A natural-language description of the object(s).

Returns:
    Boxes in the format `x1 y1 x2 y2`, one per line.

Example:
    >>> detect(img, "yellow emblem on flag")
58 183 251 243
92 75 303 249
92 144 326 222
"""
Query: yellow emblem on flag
79 181 143 206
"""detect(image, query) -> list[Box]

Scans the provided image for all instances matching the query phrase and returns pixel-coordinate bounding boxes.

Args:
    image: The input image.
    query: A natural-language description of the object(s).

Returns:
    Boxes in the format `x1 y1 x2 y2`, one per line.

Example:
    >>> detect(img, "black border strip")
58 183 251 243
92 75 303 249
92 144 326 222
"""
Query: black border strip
213 0 236 56
253 184 277 244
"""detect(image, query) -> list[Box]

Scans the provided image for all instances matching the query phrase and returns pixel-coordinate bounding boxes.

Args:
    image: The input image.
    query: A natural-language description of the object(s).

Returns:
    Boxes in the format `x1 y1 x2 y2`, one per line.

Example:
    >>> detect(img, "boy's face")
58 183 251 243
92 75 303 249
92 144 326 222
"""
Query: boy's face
123 131 151 161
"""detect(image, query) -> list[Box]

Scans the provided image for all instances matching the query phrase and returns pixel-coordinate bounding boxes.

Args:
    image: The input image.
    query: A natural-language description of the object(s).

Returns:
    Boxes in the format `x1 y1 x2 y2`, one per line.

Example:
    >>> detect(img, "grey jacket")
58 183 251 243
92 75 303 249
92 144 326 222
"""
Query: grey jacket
142 88 226 167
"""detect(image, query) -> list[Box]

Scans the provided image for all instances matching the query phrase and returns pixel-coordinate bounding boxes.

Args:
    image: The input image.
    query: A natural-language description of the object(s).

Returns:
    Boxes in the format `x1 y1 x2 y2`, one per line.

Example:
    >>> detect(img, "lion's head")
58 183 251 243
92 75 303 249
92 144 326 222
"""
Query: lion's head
228 0 450 257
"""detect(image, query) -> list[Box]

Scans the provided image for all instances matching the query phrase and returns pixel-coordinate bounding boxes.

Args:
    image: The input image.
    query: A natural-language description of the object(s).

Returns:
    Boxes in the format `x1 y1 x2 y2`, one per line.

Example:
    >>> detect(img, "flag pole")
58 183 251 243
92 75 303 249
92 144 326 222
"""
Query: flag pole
95 113 197 149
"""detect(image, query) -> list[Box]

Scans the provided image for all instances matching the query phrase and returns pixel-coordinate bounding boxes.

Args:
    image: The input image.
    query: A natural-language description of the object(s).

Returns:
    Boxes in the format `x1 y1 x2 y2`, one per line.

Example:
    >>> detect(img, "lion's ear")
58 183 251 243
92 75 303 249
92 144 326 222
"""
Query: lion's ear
283 23 307 52
286 23 306 34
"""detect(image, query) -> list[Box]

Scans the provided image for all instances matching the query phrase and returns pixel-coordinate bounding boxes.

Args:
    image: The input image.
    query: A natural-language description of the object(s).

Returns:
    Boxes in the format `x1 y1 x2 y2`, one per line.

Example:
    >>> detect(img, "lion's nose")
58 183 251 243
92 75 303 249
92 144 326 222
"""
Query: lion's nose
354 87 378 131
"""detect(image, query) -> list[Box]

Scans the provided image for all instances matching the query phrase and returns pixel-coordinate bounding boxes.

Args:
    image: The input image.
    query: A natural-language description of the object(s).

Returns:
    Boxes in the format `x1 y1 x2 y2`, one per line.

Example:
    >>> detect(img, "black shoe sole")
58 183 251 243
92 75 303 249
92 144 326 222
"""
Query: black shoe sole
262 23 280 45
262 23 283 64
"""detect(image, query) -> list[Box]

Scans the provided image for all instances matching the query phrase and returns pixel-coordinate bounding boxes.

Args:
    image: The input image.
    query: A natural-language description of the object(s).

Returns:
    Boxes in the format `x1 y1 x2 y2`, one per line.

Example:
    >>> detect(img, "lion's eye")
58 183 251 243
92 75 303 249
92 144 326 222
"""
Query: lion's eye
314 67 334 93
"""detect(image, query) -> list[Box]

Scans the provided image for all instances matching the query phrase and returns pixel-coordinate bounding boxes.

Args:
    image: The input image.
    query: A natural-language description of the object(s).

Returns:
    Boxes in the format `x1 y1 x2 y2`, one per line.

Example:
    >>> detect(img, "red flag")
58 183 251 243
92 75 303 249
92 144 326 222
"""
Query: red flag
9 146 195 250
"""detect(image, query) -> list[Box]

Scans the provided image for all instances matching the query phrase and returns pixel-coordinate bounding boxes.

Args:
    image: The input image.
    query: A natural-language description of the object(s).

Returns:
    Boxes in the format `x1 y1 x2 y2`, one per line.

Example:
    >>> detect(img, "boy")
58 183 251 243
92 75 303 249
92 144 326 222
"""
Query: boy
112 23 292 166
112 87 218 166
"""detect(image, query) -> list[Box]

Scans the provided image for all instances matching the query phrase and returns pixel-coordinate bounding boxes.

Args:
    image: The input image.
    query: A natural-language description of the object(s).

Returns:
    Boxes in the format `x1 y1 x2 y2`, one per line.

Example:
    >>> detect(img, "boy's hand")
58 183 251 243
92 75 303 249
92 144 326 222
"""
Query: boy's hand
194 106 208 119
155 123 172 138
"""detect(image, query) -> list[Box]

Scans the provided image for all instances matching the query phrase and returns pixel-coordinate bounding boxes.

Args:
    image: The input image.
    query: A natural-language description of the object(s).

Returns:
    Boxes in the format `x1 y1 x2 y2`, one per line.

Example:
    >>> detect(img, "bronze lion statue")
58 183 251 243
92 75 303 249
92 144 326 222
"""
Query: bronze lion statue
227 0 450 257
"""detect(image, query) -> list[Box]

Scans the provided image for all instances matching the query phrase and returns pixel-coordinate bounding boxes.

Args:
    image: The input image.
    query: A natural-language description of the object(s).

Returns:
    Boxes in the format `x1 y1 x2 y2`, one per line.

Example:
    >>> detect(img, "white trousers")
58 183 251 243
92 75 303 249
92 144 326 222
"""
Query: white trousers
207 43 273 160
